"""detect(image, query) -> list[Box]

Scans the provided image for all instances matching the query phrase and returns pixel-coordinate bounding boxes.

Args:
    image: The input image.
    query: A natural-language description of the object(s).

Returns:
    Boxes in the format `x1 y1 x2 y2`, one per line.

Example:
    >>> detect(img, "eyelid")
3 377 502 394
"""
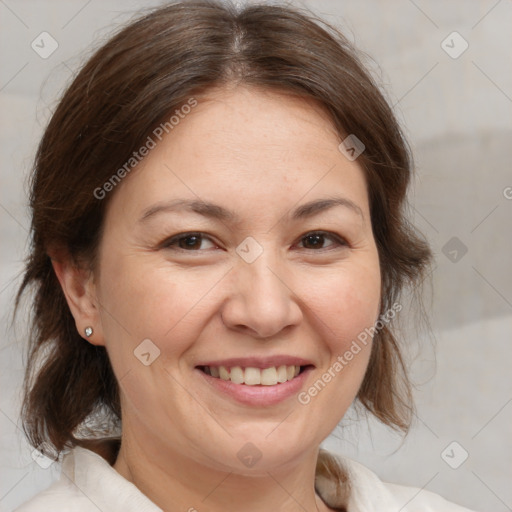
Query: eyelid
158 231 218 251
295 230 348 250
159 230 349 252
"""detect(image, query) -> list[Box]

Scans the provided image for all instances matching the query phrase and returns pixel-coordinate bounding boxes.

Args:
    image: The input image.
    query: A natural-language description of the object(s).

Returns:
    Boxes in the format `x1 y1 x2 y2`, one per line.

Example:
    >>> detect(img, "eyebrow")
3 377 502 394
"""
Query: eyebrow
138 197 364 224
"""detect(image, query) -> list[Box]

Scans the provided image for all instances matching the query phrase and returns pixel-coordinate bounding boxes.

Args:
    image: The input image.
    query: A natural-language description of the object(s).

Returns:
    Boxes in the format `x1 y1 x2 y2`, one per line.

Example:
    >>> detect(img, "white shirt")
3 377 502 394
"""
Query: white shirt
15 445 475 511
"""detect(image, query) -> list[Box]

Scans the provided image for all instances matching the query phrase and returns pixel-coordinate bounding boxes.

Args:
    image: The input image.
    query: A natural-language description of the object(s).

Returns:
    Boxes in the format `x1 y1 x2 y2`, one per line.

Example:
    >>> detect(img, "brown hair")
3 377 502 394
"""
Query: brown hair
16 0 432 457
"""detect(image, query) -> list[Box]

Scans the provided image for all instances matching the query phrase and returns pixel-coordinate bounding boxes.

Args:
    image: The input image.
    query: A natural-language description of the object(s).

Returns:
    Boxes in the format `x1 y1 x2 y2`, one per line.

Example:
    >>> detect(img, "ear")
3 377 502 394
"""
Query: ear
49 248 105 346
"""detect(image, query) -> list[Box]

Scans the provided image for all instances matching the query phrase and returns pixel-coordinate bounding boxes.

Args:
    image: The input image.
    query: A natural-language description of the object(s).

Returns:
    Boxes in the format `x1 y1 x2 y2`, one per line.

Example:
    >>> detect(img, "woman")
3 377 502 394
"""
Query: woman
15 1 475 510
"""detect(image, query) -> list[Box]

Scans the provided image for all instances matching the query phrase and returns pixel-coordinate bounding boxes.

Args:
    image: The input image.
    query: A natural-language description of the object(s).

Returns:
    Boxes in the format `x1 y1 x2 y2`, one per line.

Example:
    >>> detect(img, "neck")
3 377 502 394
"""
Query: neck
112 430 333 512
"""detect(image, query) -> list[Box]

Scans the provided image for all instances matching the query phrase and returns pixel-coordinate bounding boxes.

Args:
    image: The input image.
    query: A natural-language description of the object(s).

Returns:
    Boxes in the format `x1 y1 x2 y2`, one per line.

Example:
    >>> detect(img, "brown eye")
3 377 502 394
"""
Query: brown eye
161 232 216 251
178 235 203 249
299 231 347 250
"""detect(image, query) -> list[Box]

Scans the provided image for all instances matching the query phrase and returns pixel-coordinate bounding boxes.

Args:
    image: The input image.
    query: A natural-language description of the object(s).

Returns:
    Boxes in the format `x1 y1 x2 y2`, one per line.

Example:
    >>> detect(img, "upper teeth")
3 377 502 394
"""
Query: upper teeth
205 365 300 386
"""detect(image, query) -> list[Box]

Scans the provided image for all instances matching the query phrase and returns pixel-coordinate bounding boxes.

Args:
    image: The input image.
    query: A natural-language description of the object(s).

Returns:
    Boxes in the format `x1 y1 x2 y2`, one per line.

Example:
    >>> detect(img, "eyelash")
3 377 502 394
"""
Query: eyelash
159 231 348 253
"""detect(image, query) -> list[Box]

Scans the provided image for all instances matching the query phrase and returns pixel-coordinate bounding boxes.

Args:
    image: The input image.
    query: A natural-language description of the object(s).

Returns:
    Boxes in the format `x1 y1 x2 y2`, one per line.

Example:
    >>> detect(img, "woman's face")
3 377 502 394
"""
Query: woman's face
93 86 381 472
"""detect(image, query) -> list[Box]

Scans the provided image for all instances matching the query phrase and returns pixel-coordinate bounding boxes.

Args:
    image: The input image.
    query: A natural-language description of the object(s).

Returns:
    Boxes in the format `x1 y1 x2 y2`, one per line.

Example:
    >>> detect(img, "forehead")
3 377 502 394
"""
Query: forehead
105 86 370 224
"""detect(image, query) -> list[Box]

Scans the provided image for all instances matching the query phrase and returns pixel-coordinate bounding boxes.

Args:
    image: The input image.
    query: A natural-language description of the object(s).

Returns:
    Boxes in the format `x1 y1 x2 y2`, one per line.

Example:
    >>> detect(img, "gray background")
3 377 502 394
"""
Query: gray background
1 0 511 511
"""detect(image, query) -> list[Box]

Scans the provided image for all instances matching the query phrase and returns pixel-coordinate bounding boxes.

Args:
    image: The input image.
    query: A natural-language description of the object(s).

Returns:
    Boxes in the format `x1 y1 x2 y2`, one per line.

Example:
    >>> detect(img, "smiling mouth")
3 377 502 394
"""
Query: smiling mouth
197 365 310 386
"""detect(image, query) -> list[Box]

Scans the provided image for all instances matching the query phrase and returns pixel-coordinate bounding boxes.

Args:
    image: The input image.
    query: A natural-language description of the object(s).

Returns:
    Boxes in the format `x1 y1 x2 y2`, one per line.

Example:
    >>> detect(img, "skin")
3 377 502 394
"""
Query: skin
54 85 381 512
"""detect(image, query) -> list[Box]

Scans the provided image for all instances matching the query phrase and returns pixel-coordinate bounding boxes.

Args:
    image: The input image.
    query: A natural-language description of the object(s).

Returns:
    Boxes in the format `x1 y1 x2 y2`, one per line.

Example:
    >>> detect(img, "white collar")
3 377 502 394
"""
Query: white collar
25 444 471 512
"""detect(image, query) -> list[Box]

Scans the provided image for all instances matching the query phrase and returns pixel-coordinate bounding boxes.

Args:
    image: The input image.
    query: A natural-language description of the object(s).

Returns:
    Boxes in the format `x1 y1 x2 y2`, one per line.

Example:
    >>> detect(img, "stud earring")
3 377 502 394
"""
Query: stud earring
84 326 93 337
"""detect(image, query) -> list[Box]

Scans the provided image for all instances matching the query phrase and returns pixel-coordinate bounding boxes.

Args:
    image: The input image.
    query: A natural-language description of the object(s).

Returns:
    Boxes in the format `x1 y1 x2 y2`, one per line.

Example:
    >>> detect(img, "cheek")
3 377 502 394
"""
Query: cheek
96 250 222 362
308 261 381 349
294 263 380 433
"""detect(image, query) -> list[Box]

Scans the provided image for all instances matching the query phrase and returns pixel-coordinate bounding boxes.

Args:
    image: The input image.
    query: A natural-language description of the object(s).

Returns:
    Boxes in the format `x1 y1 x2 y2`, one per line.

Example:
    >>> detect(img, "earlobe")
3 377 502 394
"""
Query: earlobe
49 249 105 347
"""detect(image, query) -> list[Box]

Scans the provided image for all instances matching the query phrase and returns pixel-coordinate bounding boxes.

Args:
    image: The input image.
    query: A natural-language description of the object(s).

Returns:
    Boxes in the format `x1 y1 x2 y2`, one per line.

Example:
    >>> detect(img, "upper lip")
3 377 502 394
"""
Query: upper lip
195 356 315 368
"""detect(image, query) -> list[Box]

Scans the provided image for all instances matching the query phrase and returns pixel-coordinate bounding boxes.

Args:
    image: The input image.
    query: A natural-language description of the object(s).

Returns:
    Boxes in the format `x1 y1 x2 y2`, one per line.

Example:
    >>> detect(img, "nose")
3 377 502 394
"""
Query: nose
220 248 303 339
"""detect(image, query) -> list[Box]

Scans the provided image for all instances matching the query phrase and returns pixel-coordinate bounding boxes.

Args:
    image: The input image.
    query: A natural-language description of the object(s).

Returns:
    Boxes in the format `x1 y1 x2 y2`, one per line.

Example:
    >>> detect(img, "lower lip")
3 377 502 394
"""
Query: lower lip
196 367 314 406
